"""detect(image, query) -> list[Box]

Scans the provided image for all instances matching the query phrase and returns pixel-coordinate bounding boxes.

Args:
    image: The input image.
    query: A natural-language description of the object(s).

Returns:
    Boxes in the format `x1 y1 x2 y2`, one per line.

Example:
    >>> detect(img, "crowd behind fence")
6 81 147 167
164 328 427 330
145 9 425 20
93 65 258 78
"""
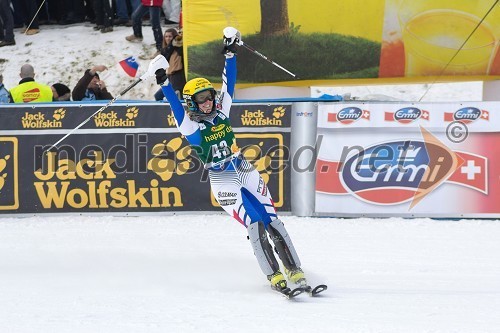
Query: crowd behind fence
0 0 184 104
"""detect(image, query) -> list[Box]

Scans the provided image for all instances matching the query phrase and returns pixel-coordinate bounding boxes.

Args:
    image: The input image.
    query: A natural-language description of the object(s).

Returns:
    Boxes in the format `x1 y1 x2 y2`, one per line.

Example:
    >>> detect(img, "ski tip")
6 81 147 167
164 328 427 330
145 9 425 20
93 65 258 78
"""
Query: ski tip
310 284 328 296
287 287 305 299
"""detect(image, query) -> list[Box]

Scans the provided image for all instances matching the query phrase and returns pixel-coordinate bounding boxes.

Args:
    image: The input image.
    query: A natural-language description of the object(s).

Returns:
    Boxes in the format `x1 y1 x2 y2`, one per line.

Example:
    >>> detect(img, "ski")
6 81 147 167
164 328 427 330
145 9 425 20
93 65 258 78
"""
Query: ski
274 286 305 299
302 284 328 296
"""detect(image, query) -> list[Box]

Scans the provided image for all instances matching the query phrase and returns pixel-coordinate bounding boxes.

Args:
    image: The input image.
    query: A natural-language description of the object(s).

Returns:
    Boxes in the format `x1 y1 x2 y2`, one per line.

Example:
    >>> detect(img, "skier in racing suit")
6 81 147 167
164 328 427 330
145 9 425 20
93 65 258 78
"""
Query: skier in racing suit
145 27 306 292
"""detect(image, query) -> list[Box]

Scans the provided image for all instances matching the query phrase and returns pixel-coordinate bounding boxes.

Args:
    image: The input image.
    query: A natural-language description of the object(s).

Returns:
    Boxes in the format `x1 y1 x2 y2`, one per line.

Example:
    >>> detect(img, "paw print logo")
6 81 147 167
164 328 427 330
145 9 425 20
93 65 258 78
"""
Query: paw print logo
242 142 280 184
126 107 139 120
231 141 240 154
0 154 9 192
147 137 192 181
53 108 66 121
272 106 286 119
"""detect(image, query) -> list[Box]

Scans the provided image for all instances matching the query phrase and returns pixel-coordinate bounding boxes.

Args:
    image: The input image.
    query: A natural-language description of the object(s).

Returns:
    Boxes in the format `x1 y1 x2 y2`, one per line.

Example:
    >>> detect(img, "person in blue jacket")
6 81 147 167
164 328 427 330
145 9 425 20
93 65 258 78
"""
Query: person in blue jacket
0 74 9 103
143 27 309 293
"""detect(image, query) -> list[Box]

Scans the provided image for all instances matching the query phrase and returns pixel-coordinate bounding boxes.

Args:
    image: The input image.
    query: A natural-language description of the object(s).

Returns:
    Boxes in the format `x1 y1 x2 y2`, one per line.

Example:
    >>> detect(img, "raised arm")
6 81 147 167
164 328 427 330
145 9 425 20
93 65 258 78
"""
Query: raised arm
145 55 199 137
219 27 241 116
219 55 236 117
159 79 200 139
222 55 236 98
160 80 186 124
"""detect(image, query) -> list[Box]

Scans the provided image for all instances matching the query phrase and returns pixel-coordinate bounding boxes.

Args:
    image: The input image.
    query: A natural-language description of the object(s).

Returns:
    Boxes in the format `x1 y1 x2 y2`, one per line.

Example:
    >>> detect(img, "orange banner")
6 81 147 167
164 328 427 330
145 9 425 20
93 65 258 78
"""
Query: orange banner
183 0 500 87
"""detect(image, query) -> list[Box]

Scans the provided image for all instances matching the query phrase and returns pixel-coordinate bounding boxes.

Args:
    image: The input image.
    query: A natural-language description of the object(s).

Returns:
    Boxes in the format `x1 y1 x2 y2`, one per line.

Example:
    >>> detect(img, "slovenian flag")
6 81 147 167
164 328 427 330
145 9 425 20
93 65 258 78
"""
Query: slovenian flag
119 56 139 77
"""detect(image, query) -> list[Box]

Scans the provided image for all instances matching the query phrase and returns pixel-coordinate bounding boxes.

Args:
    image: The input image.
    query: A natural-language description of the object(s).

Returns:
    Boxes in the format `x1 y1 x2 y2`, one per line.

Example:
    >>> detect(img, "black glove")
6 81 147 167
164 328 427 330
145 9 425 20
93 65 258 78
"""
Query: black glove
221 27 241 55
221 36 239 55
155 68 168 85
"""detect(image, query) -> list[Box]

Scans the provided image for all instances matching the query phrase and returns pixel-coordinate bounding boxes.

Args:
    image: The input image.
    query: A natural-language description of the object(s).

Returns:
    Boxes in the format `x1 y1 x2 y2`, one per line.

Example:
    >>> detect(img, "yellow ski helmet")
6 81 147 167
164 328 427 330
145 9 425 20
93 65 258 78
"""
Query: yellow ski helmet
183 78 217 121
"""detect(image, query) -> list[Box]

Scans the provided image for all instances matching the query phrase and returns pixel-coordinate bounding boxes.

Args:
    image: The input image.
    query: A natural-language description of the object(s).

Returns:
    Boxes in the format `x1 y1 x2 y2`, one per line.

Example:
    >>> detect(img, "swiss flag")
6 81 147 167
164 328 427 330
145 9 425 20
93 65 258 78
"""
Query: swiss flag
448 152 488 193
481 110 490 120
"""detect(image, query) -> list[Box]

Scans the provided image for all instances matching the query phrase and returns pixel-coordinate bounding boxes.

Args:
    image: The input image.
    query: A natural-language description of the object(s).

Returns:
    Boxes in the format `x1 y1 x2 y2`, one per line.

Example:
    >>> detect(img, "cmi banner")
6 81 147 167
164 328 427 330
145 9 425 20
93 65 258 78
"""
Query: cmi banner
315 101 500 217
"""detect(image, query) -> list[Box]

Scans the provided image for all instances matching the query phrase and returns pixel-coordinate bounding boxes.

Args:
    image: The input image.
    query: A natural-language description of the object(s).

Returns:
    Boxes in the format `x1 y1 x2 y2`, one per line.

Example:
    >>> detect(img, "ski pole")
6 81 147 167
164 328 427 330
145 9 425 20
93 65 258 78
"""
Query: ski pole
25 0 46 34
44 77 143 153
239 41 298 79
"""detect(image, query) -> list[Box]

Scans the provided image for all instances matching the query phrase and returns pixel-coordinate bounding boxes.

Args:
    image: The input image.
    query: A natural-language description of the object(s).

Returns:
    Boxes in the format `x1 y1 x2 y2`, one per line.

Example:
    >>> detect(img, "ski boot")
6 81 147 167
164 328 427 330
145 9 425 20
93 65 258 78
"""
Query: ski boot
268 271 304 298
285 267 307 286
267 271 288 292
285 267 328 296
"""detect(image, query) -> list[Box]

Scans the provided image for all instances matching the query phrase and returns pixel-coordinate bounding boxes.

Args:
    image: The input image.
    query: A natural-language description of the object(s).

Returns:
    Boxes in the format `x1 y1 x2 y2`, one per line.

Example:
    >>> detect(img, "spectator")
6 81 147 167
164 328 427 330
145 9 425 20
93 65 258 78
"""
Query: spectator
84 0 95 22
18 0 40 34
92 0 113 33
113 0 139 26
10 0 24 28
58 0 87 25
51 83 71 101
125 0 163 58
0 74 9 103
37 0 59 25
161 0 180 25
72 65 113 101
0 0 16 47
154 28 185 100
9 64 53 103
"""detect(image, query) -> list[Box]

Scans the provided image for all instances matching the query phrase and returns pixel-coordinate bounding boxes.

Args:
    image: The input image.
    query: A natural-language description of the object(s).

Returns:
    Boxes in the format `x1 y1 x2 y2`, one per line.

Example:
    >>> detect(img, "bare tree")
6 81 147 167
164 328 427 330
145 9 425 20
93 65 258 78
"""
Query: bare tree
260 0 289 36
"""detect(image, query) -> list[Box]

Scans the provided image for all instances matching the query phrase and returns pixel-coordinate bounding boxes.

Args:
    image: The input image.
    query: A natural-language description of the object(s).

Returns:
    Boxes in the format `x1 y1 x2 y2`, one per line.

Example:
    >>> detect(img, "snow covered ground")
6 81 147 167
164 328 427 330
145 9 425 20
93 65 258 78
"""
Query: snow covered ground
1 215 499 333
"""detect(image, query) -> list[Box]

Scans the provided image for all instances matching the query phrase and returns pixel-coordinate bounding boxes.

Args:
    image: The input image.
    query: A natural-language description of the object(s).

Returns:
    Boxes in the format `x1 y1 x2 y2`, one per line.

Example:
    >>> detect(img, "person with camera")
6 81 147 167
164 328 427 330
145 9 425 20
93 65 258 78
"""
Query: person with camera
72 65 113 101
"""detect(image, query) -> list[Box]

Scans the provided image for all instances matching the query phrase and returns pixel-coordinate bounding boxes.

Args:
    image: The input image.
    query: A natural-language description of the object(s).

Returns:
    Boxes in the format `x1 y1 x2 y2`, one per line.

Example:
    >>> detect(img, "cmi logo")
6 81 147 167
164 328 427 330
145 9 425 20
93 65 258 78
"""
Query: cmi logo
0 137 19 210
328 107 370 124
385 107 430 123
444 107 490 124
316 127 487 209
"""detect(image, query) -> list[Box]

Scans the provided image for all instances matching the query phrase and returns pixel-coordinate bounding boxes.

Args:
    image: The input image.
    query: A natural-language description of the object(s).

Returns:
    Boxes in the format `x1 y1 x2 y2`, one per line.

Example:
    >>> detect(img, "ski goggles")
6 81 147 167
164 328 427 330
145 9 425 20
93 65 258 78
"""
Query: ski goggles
193 89 216 104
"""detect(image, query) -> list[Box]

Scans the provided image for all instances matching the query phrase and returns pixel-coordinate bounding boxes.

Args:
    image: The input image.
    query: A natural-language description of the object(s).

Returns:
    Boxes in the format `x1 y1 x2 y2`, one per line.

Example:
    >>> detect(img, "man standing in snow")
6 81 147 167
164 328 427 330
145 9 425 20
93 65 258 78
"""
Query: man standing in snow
125 0 163 59
0 0 16 47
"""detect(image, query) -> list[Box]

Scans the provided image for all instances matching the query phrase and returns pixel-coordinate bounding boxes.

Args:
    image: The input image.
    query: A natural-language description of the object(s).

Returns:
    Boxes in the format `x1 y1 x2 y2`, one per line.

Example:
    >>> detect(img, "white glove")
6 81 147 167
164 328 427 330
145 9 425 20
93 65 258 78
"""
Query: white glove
140 54 169 81
223 26 242 46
